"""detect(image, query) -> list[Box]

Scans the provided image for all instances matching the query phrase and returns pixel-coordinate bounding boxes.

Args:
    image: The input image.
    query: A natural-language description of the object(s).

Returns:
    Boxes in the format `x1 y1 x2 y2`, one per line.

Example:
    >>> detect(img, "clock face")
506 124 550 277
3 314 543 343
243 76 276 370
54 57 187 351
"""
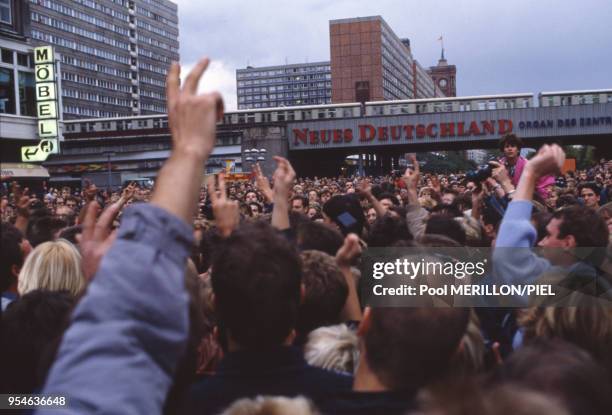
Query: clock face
439 78 448 88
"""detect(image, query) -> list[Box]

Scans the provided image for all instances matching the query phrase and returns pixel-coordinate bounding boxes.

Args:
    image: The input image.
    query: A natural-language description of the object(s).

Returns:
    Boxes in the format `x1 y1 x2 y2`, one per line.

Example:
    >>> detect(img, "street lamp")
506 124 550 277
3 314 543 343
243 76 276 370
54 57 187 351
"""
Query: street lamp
243 146 267 173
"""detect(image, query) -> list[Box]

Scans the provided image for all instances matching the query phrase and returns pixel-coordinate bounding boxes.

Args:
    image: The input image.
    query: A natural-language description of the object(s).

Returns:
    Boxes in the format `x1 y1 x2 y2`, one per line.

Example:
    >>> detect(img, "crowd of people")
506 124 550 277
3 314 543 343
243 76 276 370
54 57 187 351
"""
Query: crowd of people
1 58 611 415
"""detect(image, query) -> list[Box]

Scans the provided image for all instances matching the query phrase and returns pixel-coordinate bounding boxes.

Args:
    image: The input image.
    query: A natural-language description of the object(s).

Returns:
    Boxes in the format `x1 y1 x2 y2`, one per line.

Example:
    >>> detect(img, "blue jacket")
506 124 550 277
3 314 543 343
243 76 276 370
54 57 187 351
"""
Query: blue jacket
493 200 551 285
37 204 193 415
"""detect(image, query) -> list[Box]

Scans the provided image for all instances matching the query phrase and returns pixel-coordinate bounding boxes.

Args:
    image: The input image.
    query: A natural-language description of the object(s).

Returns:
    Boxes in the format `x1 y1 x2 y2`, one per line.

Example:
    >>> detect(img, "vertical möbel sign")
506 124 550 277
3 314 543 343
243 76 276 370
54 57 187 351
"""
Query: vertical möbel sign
21 46 61 162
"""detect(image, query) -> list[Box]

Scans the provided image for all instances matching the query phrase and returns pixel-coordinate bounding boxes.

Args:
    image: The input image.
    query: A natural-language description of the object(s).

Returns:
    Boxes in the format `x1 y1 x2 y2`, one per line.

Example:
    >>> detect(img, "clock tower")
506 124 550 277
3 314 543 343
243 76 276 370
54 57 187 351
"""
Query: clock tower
427 47 457 97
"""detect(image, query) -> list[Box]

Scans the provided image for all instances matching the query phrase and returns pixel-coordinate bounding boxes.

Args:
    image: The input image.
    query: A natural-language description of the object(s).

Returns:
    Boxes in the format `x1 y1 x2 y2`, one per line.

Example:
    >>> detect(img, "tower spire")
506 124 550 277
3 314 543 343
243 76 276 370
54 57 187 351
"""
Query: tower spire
437 36 447 65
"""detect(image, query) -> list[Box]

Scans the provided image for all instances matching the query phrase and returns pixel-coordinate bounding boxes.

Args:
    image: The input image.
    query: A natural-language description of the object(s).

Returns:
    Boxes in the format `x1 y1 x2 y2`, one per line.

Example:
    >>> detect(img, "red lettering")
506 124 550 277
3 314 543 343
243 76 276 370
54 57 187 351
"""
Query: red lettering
416 124 426 139
359 125 376 141
321 130 330 144
457 122 468 136
440 123 455 137
333 129 343 143
293 129 308 145
498 119 513 135
468 121 482 136
403 125 414 139
309 131 319 144
378 126 388 141
344 129 353 142
390 126 401 140
426 124 437 138
481 120 495 135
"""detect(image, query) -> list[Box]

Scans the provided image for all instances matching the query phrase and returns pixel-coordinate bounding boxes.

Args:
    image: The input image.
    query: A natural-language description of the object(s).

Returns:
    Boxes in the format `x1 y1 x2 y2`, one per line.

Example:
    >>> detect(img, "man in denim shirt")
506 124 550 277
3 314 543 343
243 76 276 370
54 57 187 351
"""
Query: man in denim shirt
38 58 224 415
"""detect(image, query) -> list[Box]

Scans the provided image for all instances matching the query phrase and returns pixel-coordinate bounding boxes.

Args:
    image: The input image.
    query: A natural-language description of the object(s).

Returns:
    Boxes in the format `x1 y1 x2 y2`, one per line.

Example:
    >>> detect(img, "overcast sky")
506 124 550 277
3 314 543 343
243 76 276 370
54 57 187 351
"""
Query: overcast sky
174 0 612 110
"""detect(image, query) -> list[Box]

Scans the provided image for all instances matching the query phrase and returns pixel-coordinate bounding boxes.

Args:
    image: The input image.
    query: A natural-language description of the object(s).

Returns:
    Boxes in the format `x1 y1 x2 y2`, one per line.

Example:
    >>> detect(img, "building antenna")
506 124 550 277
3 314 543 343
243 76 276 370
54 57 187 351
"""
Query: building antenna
285 56 288 65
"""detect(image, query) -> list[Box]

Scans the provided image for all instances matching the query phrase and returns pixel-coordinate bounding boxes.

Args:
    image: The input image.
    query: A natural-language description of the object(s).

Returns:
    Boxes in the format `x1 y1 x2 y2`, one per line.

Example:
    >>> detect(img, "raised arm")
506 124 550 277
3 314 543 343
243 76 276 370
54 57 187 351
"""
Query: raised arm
336 233 363 321
271 156 296 231
151 58 223 223
39 58 223 415
357 179 386 218
493 144 565 286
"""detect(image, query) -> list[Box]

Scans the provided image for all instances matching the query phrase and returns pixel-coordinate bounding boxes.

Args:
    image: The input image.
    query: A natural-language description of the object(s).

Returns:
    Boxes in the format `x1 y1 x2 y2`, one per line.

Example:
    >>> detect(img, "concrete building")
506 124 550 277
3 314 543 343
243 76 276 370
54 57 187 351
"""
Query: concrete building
28 0 179 119
330 16 446 103
237 16 451 109
236 61 331 109
1 0 39 164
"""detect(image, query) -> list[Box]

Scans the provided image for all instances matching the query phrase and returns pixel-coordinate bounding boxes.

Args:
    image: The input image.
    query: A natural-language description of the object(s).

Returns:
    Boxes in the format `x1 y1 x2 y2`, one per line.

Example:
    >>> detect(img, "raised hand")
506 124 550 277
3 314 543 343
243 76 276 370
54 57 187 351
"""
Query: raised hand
336 233 362 268
253 163 273 202
271 156 296 230
489 161 511 185
524 144 566 178
357 179 373 198
121 182 137 203
151 58 225 223
430 175 441 194
166 58 224 160
402 155 420 191
336 233 363 321
80 201 121 280
272 156 296 199
207 173 239 238
11 181 31 218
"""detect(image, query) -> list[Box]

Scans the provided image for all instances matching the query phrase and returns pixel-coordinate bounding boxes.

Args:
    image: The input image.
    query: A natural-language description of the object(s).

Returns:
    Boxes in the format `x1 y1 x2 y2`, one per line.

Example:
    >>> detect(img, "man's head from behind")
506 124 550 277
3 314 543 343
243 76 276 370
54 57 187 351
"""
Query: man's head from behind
1 223 30 293
297 250 348 336
358 307 469 390
211 222 302 350
0 290 75 393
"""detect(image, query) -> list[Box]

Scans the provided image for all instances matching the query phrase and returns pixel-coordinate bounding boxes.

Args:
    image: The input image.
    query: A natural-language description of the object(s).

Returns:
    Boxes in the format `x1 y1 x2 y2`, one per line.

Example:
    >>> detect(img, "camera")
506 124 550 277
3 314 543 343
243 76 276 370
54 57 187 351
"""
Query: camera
466 160 496 183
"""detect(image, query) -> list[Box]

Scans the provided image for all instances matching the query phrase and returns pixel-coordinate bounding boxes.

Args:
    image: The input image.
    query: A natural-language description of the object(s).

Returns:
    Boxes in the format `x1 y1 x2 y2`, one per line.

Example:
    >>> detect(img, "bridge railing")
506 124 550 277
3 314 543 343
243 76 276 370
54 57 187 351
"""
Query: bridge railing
63 89 612 134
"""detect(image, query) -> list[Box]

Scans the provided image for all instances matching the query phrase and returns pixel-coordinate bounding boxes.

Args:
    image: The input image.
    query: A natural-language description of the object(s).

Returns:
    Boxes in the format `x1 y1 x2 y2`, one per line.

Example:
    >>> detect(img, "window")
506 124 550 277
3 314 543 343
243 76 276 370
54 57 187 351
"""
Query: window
17 53 29 67
0 0 11 24
1 48 13 63
0 67 16 114
18 71 35 116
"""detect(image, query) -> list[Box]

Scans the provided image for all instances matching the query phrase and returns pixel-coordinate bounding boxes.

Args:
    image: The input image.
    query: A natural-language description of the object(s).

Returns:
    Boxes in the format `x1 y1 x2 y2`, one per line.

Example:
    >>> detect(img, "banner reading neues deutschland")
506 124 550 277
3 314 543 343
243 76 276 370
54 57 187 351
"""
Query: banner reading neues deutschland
359 247 612 307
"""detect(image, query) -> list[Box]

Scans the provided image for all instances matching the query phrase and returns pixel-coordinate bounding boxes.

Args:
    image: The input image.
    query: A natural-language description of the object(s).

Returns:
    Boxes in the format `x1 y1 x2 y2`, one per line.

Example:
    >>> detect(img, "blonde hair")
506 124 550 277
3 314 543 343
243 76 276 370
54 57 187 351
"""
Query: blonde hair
18 239 85 296
304 324 359 374
519 303 612 375
221 396 319 415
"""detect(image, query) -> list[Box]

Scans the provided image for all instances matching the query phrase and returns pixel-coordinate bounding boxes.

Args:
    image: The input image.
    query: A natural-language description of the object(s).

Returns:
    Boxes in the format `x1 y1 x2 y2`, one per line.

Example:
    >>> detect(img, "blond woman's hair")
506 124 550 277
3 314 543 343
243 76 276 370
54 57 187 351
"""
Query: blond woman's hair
304 324 359 374
519 303 612 375
221 396 319 415
18 239 85 296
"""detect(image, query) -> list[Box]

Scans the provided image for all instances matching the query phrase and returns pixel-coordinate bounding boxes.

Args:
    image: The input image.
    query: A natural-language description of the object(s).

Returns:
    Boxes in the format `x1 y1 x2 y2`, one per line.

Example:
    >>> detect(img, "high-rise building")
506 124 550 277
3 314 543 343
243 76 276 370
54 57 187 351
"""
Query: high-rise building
28 0 179 119
237 16 453 109
330 16 446 103
236 61 331 110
